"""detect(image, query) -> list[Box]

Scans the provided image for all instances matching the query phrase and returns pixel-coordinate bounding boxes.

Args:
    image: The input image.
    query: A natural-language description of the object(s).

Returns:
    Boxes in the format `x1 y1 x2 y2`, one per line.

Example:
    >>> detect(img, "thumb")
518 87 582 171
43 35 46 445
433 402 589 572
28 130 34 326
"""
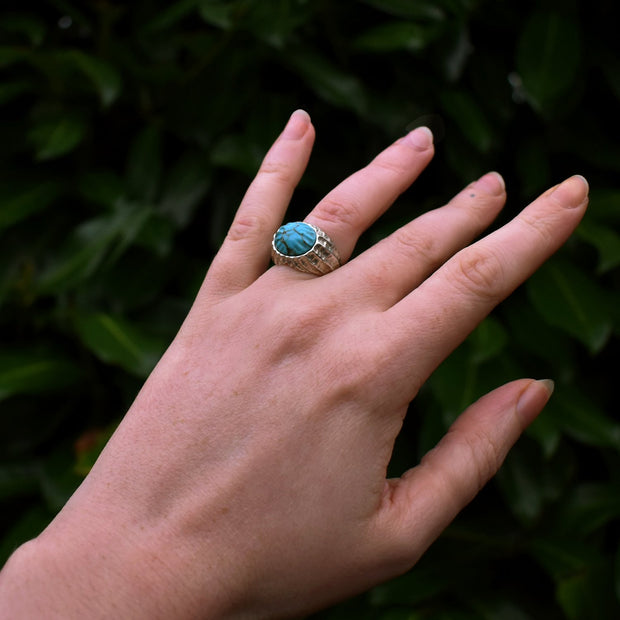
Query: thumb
373 378 554 569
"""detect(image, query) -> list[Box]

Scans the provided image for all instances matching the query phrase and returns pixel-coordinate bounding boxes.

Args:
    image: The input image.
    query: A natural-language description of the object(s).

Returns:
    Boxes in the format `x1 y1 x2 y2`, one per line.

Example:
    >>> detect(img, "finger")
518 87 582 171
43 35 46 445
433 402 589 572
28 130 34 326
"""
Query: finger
339 171 506 308
371 379 554 569
387 175 589 387
304 127 435 264
206 110 315 295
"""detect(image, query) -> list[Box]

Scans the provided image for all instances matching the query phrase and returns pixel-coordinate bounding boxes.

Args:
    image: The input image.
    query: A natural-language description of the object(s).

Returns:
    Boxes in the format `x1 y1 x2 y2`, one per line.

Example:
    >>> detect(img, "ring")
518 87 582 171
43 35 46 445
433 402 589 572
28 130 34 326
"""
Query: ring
271 222 341 275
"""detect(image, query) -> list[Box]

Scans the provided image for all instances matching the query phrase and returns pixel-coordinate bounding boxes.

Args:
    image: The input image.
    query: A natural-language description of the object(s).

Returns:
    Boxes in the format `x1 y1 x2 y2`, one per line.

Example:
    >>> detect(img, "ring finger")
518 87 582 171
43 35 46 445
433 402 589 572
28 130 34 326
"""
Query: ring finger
337 171 507 308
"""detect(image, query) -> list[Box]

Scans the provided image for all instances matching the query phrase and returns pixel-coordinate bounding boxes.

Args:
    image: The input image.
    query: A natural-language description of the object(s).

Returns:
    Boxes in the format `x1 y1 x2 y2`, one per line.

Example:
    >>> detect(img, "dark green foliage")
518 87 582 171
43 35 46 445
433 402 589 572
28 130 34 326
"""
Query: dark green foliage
1 0 619 617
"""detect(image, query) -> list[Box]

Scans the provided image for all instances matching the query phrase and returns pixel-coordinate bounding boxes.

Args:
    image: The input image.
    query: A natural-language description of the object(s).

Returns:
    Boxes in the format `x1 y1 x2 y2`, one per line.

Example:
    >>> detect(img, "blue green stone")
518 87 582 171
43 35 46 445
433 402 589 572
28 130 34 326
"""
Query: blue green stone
274 222 316 256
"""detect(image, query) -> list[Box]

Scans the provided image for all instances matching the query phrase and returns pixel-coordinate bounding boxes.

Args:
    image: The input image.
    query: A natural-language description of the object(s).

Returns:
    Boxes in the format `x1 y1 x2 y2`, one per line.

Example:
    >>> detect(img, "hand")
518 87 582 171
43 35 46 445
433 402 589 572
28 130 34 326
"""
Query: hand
0 110 589 619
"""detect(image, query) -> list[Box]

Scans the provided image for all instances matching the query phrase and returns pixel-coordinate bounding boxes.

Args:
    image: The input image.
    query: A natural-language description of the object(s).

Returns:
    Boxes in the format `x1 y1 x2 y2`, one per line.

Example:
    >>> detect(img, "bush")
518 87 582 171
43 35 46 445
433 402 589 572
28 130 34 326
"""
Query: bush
1 1 619 617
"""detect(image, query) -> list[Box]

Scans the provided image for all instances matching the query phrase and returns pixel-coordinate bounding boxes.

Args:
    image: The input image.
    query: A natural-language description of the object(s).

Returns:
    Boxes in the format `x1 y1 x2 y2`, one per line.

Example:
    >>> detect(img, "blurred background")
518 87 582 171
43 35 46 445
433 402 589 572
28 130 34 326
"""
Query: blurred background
1 0 619 617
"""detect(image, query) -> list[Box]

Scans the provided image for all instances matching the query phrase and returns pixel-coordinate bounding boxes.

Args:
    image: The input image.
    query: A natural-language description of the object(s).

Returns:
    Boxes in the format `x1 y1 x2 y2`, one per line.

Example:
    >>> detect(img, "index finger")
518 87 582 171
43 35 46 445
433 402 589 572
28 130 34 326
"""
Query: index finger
386 175 589 389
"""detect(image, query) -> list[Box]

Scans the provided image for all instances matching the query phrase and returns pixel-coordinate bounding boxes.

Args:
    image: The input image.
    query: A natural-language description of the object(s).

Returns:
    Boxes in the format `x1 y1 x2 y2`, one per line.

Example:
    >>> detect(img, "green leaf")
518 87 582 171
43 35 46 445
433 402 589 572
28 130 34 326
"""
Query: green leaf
0 46 29 67
354 21 439 53
28 114 86 161
63 50 122 107
0 351 82 401
287 50 368 115
556 563 619 620
516 11 582 113
74 425 117 476
0 14 46 46
359 0 446 21
577 219 620 273
77 170 124 209
0 80 33 105
0 506 52 565
126 126 162 203
158 153 211 227
440 90 493 152
468 316 508 364
37 205 153 293
554 483 620 535
529 537 600 581
546 386 620 451
0 463 39 500
75 313 166 377
144 0 204 32
198 0 237 30
0 180 61 231
210 134 266 176
527 259 612 354
497 439 574 525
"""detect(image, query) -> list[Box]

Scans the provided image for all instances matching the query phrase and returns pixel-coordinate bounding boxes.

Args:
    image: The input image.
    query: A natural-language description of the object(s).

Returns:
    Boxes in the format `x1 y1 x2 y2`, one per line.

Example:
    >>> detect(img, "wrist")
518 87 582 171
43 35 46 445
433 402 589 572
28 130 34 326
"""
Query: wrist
0 505 242 619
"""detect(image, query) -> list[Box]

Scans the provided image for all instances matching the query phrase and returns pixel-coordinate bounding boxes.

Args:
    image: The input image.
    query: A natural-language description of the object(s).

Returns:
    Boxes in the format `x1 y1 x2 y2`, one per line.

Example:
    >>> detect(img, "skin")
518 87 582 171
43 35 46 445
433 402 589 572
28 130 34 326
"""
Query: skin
0 110 589 619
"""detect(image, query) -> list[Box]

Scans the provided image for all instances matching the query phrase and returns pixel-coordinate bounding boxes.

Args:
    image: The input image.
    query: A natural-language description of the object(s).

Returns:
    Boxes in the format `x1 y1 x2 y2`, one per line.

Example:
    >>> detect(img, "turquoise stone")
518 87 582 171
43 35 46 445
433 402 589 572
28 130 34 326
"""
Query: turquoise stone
274 222 316 256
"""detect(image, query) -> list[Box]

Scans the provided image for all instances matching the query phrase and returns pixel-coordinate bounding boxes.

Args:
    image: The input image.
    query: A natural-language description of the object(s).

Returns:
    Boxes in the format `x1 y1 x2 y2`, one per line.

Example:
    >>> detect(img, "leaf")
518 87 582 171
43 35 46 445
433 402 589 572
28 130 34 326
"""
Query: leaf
75 313 167 377
554 483 620 536
0 180 61 231
527 259 612 354
0 46 29 67
497 439 574 525
0 463 39 499
0 506 51 565
37 204 153 293
577 219 620 273
198 0 237 30
157 153 211 227
0 351 82 401
63 50 122 107
28 114 86 161
210 134 267 176
0 80 33 105
354 21 439 53
468 316 508 364
287 50 368 115
359 0 446 21
516 11 582 112
556 563 619 620
546 386 620 451
529 537 600 581
74 425 117 476
77 170 124 209
126 126 162 203
0 14 46 46
144 0 204 32
440 90 493 152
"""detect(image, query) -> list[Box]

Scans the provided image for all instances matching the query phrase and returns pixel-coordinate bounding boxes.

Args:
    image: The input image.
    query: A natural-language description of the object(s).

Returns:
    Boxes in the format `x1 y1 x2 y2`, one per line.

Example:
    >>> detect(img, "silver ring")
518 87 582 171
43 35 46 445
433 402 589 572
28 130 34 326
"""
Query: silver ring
271 222 341 275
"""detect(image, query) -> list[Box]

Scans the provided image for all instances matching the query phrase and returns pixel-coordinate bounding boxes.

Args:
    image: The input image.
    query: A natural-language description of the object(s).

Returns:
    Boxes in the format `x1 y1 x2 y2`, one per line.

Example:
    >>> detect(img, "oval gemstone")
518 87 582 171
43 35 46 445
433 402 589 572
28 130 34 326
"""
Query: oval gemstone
274 222 316 257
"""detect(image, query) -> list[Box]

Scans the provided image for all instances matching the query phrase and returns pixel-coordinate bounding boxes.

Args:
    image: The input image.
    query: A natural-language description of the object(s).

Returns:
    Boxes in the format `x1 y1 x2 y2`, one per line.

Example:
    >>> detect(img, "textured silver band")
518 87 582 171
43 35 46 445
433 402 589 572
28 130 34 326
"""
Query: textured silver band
271 223 341 275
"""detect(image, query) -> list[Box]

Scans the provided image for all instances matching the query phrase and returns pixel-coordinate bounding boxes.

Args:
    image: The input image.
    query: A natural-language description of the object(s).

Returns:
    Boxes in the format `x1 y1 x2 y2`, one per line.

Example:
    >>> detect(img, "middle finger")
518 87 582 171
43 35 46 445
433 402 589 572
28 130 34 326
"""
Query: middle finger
304 127 435 264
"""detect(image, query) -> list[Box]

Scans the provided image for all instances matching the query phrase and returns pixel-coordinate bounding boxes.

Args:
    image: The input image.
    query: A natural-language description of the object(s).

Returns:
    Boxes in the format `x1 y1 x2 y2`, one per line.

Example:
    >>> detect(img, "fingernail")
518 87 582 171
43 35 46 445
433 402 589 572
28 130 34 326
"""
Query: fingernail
405 126 433 151
516 379 555 426
550 175 589 208
474 171 505 196
282 109 311 140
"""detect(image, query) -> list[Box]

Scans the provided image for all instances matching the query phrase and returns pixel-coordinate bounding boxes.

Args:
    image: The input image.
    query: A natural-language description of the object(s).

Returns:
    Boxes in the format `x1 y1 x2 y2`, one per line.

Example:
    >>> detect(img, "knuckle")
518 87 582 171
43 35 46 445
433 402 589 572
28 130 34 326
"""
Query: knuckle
394 228 441 265
257 158 295 186
314 195 361 228
450 248 504 300
226 214 265 242
460 428 503 491
518 211 557 246
371 155 408 178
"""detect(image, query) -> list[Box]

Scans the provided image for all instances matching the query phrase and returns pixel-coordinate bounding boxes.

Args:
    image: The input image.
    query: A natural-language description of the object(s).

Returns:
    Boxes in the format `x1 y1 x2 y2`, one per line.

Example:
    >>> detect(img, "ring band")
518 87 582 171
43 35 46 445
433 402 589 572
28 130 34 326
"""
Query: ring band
271 222 341 275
